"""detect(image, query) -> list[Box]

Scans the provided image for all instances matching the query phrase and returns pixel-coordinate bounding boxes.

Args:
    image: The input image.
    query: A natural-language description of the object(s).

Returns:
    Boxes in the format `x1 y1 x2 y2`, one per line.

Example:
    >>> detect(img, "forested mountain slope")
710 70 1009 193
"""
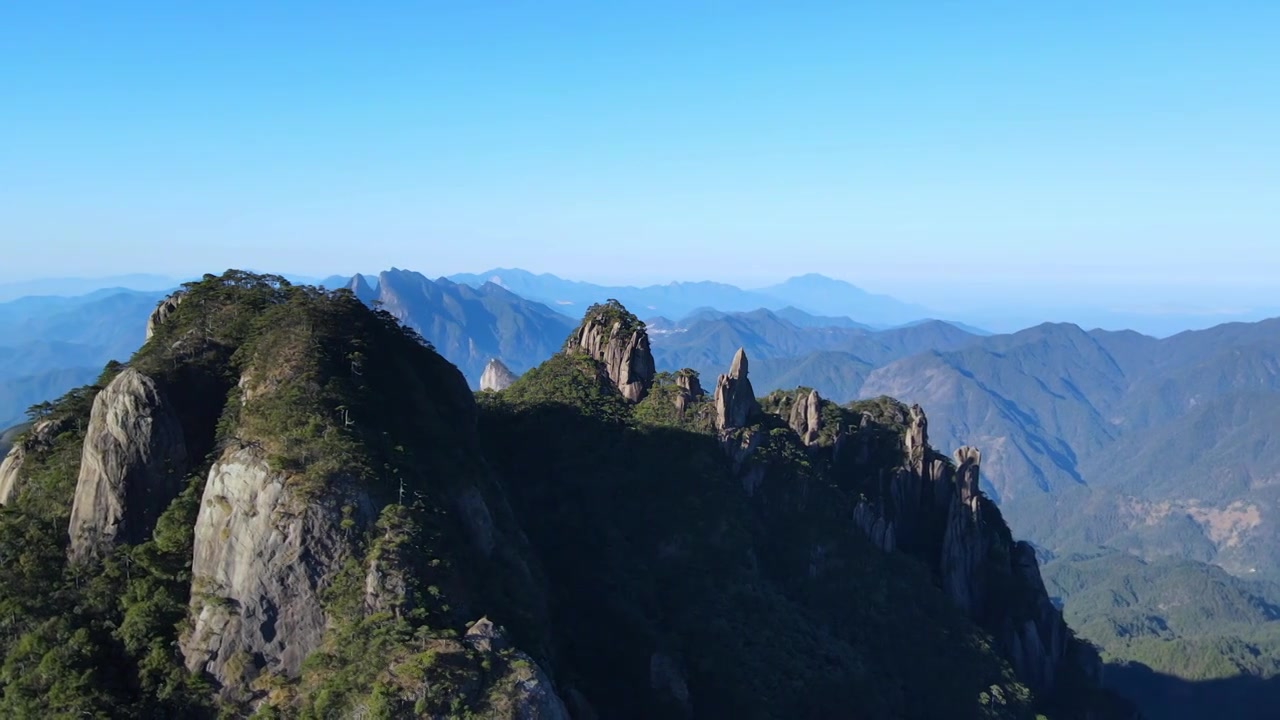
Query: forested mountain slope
0 273 1133 719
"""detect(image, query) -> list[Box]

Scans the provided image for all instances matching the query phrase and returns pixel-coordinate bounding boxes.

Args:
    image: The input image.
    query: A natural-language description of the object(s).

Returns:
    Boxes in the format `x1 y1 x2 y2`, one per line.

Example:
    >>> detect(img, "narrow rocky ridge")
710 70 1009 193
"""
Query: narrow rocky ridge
710 348 1089 697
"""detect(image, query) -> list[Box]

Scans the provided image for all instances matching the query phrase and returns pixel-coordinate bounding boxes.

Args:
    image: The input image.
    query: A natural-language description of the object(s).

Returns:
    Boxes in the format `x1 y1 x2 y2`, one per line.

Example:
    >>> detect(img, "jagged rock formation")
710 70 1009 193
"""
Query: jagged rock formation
181 446 360 690
481 357 518 392
145 292 184 340
0 418 67 505
788 388 822 445
675 369 703 398
714 348 758 430
464 618 571 720
844 403 1074 694
671 368 704 417
564 300 655 402
67 368 187 561
715 351 1084 698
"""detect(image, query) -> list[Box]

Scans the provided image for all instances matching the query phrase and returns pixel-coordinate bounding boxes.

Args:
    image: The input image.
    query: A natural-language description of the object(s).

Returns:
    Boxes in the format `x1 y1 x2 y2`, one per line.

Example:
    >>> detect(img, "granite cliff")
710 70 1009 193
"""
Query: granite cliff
563 299 655 402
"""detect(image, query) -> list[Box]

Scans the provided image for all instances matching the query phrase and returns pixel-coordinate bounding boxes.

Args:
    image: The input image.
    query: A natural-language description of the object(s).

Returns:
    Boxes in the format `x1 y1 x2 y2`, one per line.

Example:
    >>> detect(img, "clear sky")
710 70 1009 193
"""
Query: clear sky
3 1 1278 311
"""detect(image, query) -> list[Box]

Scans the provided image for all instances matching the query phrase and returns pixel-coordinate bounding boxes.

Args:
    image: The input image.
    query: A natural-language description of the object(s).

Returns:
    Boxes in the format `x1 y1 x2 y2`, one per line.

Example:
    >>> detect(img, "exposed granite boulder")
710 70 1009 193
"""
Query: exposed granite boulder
67 368 188 561
0 418 71 505
481 358 519 392
714 348 759 431
181 446 368 692
145 292 185 340
787 389 822 445
565 300 655 402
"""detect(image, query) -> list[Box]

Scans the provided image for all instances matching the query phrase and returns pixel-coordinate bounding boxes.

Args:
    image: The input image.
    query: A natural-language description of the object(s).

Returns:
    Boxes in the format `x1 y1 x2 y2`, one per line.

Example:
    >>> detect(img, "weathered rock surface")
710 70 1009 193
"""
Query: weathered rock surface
672 369 705 417
675 370 703 398
788 389 822 445
67 368 187 561
464 617 572 720
714 348 758 431
145 292 185 340
565 301 655 402
481 358 519 392
846 405 1072 694
181 446 365 690
0 418 67 505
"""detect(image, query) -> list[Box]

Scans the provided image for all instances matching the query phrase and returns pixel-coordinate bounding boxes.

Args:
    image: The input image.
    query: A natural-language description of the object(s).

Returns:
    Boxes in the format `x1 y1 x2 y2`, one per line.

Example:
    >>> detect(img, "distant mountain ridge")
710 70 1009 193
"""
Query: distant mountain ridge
448 267 938 326
340 269 576 388
0 288 168 427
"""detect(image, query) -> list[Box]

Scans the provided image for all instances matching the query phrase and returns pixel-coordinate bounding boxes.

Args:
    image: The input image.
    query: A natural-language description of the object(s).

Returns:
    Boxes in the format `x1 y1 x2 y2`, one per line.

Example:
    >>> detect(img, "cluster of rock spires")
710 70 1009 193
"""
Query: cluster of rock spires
572 308 1086 697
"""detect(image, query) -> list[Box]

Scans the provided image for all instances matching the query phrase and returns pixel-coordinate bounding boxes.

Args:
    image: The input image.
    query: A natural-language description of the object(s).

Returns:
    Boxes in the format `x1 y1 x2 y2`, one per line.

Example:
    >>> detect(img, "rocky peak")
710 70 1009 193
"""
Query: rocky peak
0 417 69 505
347 273 378 304
67 368 188 562
787 389 822 445
145 292 185 340
838 404 1073 694
675 369 703 398
564 300 655 402
714 348 759 431
671 369 705 417
480 358 518 392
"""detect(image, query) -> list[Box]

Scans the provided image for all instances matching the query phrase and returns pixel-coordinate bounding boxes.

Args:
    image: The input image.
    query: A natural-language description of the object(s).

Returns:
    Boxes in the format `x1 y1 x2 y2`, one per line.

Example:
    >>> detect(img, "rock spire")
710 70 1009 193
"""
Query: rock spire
714 348 759 431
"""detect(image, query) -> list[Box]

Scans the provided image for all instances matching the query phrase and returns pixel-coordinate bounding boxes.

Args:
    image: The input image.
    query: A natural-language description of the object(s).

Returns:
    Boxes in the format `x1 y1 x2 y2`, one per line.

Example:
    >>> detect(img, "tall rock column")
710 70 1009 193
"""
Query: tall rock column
68 368 188 561
714 348 759 431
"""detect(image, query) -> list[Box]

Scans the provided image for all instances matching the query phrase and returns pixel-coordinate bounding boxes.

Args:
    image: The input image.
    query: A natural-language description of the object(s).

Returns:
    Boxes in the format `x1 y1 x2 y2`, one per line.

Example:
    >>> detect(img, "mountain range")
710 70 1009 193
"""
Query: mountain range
2 267 1279 718
447 268 937 325
0 288 167 427
0 271 1131 718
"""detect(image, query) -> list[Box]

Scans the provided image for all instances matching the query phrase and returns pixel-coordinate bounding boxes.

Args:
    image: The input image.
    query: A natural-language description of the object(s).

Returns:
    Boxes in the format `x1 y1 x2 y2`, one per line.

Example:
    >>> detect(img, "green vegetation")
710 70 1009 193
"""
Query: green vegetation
572 298 646 344
480 358 1111 719
632 370 717 431
0 276 1135 718
1045 549 1280 718
0 271 543 718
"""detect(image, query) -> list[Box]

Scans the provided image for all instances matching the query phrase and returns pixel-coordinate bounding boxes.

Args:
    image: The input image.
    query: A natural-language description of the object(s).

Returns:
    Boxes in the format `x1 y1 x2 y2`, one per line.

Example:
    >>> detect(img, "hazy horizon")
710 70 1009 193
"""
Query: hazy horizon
5 2 1279 316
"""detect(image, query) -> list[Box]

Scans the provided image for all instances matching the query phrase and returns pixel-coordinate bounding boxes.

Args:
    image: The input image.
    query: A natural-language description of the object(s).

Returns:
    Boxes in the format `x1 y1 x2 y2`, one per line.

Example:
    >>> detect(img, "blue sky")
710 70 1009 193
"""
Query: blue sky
2 1 1277 311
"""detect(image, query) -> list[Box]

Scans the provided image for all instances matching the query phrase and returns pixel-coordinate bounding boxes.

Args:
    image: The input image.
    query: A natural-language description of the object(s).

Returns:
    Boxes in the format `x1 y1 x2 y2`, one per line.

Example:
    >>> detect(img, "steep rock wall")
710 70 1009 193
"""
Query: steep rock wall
67 368 187 561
